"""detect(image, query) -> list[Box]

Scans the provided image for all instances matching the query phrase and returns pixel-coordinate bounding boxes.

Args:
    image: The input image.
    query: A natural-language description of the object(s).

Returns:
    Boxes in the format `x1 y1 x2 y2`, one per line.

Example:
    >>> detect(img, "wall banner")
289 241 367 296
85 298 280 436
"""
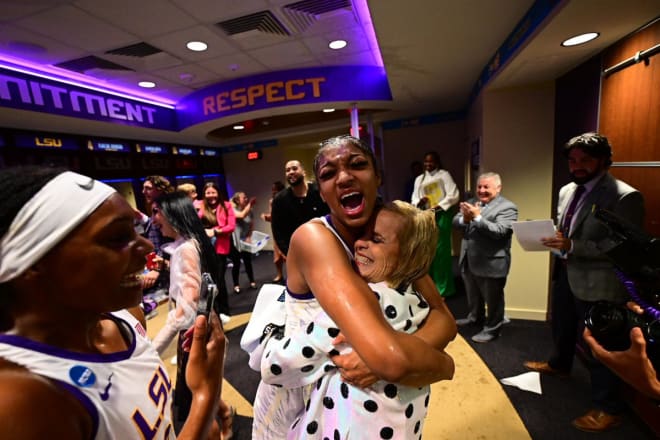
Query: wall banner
176 65 392 129
0 68 176 130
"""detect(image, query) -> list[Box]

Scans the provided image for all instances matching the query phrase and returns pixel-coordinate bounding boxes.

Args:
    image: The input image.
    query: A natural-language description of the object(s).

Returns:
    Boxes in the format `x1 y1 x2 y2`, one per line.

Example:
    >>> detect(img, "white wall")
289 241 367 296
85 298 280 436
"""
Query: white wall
479 82 556 320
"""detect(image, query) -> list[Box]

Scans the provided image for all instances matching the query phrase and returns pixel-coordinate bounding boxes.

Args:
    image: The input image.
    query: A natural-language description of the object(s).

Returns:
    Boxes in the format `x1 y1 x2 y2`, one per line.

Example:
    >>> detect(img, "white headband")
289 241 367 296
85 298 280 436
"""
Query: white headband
0 171 116 283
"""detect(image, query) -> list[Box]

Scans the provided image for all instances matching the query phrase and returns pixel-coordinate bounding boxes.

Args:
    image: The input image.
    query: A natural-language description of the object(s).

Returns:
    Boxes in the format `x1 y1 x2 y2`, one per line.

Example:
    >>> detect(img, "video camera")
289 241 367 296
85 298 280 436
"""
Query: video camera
584 209 660 366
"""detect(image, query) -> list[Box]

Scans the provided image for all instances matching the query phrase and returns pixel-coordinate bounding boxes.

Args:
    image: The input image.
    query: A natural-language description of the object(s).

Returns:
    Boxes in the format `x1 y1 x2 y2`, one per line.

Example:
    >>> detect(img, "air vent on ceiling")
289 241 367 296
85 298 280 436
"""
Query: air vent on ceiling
285 0 351 15
216 11 290 37
105 42 162 58
55 55 133 73
282 0 352 33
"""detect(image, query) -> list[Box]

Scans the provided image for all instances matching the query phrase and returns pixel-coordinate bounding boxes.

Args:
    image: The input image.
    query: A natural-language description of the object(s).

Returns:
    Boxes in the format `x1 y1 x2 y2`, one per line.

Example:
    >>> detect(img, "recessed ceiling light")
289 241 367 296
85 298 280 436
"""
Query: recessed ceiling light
233 124 245 130
138 81 156 88
186 41 208 51
561 32 599 47
322 108 336 113
329 39 347 50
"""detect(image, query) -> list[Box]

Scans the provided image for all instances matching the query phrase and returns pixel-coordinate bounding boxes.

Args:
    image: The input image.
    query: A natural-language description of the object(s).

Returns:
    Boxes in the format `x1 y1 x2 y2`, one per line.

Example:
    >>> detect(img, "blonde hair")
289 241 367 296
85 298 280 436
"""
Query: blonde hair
231 191 245 206
381 200 438 289
177 183 197 196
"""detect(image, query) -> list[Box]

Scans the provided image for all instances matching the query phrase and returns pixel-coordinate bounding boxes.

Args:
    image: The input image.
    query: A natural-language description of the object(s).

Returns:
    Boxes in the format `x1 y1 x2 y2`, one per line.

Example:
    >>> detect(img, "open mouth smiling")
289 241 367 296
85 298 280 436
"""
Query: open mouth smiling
340 192 364 215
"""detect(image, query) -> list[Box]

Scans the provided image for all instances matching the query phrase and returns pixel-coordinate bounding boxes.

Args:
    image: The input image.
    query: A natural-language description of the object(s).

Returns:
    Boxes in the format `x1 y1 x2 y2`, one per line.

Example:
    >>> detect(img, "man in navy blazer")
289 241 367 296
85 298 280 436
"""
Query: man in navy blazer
525 132 645 433
453 172 518 343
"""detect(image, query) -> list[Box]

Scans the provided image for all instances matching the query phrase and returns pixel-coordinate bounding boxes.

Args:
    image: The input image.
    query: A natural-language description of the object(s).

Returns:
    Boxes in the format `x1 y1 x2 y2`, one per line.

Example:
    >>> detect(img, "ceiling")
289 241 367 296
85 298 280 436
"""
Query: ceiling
0 0 658 149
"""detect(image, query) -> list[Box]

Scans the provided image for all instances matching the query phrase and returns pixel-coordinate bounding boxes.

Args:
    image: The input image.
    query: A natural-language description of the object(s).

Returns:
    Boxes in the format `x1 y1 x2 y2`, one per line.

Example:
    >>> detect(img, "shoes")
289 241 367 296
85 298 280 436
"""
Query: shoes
170 355 177 365
456 317 478 326
233 286 241 294
226 262 234 269
523 361 569 378
250 282 257 289
220 313 232 326
471 330 498 343
572 409 622 433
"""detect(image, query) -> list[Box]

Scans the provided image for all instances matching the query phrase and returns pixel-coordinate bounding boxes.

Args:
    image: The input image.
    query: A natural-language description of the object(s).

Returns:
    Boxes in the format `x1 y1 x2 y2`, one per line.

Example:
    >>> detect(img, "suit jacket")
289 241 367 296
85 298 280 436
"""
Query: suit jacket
559 172 644 302
453 195 518 278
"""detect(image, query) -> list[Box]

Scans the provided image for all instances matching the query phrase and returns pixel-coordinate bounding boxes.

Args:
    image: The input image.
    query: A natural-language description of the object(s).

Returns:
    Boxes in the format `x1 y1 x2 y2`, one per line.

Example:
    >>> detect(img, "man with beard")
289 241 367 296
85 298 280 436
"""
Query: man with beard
524 133 644 433
271 160 329 257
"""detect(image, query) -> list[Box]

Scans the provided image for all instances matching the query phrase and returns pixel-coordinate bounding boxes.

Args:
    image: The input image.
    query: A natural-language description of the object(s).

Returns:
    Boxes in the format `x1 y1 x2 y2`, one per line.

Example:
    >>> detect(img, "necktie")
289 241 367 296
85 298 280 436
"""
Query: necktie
562 185 585 235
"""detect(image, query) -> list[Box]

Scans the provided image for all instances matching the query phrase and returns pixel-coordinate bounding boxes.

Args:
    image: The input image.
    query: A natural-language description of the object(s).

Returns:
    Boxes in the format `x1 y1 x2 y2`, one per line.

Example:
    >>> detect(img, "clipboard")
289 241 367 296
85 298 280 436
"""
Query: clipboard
512 220 556 251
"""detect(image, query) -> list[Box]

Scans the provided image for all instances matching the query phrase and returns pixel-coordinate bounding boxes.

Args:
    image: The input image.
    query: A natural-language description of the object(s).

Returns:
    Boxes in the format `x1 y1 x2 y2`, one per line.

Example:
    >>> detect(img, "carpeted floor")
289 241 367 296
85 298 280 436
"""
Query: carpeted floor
149 251 656 439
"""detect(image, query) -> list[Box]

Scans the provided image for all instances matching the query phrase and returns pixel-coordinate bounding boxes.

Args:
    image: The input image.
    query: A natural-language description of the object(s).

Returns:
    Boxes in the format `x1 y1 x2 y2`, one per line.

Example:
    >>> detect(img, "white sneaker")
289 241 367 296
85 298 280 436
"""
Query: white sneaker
220 314 232 325
170 355 177 365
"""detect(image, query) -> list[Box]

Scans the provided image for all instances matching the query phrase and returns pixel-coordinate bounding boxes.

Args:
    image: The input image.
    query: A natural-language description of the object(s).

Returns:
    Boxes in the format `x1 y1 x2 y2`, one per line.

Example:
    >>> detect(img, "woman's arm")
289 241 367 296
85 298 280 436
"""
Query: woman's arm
151 243 201 354
233 202 250 220
288 223 454 386
410 275 457 349
332 276 456 388
214 203 236 236
0 369 92 439
178 314 226 440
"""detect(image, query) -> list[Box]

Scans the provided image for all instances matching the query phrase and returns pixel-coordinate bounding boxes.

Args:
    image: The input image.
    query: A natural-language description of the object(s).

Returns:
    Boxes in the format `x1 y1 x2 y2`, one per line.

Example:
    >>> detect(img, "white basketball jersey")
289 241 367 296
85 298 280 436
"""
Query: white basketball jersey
0 310 175 439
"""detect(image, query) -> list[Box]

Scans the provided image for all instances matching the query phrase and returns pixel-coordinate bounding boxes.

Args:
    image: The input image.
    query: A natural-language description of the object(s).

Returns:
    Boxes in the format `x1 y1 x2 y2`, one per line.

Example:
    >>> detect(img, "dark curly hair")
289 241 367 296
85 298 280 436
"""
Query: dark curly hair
563 132 613 167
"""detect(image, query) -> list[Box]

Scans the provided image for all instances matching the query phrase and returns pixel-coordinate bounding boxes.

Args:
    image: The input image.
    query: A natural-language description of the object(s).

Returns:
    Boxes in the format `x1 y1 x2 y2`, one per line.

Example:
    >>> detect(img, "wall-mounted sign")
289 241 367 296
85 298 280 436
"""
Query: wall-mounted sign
246 150 262 161
12 133 80 150
177 66 392 129
0 68 176 130
94 156 132 171
141 156 171 170
175 157 197 170
87 139 132 153
172 146 197 156
136 143 170 154
200 148 219 157
221 139 278 154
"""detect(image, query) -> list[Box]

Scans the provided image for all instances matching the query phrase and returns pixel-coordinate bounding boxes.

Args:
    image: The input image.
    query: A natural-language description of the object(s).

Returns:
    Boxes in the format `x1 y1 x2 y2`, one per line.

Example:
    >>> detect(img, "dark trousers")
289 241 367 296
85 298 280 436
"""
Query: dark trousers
548 259 624 414
461 262 507 331
229 241 254 286
215 254 230 315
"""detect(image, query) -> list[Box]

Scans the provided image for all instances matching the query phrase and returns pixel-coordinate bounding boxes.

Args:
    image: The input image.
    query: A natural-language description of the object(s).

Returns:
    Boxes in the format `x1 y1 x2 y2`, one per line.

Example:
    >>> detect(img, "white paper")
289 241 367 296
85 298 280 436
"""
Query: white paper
500 372 542 395
512 220 556 251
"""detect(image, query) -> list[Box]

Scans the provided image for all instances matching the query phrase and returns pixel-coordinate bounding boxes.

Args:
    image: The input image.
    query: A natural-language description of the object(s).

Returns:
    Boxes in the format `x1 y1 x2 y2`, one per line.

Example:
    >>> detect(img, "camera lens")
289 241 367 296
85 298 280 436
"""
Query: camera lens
585 303 630 351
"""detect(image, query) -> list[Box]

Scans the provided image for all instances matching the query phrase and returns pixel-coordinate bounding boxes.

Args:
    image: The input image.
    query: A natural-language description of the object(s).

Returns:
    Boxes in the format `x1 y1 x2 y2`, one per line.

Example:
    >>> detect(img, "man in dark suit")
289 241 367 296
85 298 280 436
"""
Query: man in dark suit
524 132 645 432
453 172 518 343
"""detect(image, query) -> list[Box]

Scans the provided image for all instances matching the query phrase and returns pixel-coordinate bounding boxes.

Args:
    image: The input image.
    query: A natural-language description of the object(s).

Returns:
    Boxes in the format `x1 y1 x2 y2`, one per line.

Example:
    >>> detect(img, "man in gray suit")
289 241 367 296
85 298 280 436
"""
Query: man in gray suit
453 172 518 343
525 132 645 433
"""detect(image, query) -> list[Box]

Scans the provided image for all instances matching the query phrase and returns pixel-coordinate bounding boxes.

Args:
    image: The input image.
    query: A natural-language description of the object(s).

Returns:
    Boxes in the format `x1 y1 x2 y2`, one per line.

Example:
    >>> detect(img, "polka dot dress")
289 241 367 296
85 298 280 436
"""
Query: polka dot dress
262 282 431 439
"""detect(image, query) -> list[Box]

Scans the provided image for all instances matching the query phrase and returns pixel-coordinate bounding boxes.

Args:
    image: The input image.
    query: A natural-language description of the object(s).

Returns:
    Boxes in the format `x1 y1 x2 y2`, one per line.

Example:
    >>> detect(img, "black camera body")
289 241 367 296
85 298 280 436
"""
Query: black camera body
583 209 660 368
585 302 660 351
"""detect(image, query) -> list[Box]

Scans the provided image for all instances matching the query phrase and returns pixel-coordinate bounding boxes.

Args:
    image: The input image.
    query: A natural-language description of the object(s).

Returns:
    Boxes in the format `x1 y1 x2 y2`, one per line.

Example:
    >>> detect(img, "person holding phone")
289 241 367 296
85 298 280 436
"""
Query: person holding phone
149 191 225 433
0 167 225 439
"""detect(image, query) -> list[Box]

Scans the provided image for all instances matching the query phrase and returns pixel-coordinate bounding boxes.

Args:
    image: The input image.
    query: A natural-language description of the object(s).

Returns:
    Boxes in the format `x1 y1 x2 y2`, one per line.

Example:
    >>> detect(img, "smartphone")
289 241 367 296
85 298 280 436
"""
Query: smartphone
197 272 218 319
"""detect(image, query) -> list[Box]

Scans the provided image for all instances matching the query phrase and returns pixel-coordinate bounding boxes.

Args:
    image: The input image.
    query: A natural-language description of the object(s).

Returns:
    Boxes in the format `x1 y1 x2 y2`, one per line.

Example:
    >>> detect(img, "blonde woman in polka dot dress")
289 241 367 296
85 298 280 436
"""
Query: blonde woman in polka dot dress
251 137 456 439
263 201 441 439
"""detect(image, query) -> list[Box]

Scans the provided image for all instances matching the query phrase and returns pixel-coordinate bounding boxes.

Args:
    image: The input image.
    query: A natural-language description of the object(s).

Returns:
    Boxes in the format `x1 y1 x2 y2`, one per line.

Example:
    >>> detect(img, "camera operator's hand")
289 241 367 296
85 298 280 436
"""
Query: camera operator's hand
584 325 660 399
